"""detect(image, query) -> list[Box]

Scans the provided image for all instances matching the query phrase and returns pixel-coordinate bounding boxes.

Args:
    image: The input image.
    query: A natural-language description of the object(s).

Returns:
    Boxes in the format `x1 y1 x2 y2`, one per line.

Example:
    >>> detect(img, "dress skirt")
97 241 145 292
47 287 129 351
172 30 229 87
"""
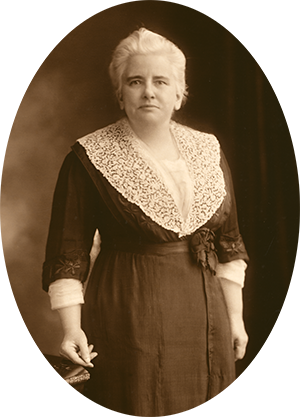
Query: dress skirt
82 241 235 416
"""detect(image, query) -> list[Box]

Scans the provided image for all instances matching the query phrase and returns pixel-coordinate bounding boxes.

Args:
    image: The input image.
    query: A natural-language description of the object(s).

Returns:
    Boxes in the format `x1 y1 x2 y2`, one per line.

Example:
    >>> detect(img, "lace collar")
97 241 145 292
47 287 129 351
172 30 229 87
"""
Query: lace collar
77 118 226 237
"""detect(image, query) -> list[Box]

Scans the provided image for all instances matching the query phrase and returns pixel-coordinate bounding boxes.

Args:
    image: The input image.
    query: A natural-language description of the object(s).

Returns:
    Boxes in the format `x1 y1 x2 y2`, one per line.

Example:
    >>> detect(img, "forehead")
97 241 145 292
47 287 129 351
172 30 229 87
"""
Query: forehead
123 54 174 78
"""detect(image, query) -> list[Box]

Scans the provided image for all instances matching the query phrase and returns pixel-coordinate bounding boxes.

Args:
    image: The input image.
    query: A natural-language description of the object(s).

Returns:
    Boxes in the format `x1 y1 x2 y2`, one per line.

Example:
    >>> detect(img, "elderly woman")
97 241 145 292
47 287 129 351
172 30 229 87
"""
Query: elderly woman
42 28 249 415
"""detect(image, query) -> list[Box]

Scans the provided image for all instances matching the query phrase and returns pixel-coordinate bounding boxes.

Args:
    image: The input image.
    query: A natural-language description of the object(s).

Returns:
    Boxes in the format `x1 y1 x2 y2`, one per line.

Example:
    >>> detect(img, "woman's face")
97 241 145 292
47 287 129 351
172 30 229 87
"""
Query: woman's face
119 54 182 129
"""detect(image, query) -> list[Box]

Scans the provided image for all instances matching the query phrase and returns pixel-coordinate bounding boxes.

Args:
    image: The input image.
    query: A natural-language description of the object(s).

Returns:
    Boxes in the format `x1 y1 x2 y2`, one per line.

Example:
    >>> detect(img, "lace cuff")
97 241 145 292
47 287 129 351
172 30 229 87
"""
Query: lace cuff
216 259 247 287
48 279 84 310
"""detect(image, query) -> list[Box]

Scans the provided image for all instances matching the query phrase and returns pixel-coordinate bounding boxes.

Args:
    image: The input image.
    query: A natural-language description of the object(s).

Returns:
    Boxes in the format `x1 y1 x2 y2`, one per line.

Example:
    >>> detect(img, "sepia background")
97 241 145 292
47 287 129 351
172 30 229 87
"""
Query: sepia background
1 1 299 415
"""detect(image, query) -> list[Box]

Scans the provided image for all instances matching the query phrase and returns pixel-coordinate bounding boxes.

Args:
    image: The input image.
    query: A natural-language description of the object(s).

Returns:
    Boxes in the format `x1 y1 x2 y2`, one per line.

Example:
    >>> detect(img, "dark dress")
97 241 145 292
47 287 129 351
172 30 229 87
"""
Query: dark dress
42 118 249 416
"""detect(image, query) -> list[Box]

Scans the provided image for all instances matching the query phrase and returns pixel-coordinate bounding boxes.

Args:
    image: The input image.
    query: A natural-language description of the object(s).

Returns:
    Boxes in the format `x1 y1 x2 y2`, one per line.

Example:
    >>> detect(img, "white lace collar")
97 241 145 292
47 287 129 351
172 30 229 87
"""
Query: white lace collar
77 118 226 237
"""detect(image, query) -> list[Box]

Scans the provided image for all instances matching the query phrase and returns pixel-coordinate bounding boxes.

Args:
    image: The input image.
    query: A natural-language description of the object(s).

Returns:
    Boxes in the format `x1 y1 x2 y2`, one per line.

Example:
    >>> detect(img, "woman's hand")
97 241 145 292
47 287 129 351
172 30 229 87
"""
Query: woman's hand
219 278 249 361
229 314 248 361
57 304 98 368
60 328 98 368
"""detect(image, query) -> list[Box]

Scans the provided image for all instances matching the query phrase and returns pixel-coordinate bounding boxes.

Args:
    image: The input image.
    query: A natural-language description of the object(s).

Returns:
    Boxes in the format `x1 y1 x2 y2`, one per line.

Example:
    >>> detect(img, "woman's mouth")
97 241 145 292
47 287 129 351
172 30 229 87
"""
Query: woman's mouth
139 104 159 109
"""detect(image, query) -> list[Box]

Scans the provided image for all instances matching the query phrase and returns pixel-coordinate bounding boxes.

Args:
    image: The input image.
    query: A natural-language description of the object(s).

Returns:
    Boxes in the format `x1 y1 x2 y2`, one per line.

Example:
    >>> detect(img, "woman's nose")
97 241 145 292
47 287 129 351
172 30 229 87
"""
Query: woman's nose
143 82 155 99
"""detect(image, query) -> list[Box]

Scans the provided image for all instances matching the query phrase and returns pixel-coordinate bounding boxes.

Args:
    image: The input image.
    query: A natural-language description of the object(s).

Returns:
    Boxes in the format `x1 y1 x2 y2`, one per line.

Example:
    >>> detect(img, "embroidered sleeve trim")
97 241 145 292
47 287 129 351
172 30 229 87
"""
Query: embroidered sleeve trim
217 234 249 263
49 250 89 280
77 118 226 237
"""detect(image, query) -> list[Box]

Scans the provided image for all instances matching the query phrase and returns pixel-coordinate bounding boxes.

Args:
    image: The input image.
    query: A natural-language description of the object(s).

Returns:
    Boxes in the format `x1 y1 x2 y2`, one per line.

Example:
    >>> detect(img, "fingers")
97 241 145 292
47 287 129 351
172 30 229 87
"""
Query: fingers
78 340 93 366
59 337 98 368
229 317 249 361
234 342 247 361
60 341 87 366
59 347 86 366
88 344 98 361
233 334 249 361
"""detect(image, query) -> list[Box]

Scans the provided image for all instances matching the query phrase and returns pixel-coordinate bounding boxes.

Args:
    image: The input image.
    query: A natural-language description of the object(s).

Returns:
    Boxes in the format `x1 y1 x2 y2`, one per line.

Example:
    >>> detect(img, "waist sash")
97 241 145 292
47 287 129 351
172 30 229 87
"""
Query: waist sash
101 239 190 256
101 227 217 274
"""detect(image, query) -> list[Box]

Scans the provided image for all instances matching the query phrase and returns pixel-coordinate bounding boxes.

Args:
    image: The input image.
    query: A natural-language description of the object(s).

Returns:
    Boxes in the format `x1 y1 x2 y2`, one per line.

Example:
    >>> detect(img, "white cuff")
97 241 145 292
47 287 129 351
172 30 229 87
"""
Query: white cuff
48 279 84 310
216 259 247 288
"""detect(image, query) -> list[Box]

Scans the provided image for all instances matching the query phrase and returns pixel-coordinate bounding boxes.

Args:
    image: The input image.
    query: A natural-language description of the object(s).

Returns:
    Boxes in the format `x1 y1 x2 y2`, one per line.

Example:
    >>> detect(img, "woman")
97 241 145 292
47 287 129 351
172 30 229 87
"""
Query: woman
43 28 249 416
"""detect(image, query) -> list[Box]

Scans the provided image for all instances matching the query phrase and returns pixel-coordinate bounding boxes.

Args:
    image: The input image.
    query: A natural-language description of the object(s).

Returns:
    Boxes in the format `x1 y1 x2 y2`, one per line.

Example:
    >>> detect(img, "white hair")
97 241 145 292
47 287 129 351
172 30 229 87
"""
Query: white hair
109 28 188 105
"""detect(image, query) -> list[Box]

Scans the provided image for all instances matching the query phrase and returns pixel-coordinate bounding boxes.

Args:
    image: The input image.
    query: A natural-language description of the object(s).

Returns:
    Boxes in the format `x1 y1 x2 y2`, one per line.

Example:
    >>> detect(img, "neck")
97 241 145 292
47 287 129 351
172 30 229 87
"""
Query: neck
128 118 179 161
129 119 172 146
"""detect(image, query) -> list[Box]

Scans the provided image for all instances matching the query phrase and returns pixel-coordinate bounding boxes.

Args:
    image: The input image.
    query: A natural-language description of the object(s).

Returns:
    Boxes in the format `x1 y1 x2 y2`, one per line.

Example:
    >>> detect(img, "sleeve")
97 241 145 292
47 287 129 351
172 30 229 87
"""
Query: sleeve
215 149 249 265
42 151 99 292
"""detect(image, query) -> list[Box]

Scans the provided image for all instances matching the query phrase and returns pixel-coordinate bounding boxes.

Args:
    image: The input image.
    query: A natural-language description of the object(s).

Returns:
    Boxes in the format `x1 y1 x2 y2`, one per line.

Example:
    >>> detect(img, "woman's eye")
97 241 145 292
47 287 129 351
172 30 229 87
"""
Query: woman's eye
130 80 141 86
156 80 166 85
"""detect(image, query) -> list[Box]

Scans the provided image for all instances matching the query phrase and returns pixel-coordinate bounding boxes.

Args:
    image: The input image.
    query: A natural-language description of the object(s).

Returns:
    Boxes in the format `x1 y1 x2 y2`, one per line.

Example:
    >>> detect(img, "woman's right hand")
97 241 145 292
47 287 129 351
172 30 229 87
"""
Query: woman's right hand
57 305 98 367
59 328 98 368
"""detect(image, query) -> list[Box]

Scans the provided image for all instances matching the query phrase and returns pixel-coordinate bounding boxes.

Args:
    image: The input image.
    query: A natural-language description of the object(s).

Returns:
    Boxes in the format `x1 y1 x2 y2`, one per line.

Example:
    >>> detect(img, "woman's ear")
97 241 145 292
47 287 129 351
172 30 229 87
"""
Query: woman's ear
174 92 183 111
118 92 124 110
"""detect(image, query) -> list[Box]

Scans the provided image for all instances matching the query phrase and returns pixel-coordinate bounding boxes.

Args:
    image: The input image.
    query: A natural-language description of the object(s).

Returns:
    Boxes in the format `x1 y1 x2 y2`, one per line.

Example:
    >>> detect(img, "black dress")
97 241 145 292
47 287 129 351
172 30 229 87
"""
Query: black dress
43 118 249 416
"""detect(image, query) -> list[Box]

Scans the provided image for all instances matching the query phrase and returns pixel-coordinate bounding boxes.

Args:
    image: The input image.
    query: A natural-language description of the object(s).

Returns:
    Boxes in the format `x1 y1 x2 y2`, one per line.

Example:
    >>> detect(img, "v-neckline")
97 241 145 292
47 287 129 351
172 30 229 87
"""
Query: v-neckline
77 118 226 237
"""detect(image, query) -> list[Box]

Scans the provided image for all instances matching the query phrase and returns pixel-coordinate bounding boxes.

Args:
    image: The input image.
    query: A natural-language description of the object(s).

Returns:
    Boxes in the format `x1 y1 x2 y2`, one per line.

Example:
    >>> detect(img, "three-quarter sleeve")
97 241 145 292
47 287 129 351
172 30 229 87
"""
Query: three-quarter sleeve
215 150 249 265
42 151 99 292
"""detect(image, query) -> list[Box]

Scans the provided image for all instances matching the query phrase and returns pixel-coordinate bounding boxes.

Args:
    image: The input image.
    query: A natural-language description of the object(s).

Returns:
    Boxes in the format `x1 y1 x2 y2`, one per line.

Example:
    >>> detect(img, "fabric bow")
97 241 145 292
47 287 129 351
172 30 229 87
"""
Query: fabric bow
189 228 218 274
